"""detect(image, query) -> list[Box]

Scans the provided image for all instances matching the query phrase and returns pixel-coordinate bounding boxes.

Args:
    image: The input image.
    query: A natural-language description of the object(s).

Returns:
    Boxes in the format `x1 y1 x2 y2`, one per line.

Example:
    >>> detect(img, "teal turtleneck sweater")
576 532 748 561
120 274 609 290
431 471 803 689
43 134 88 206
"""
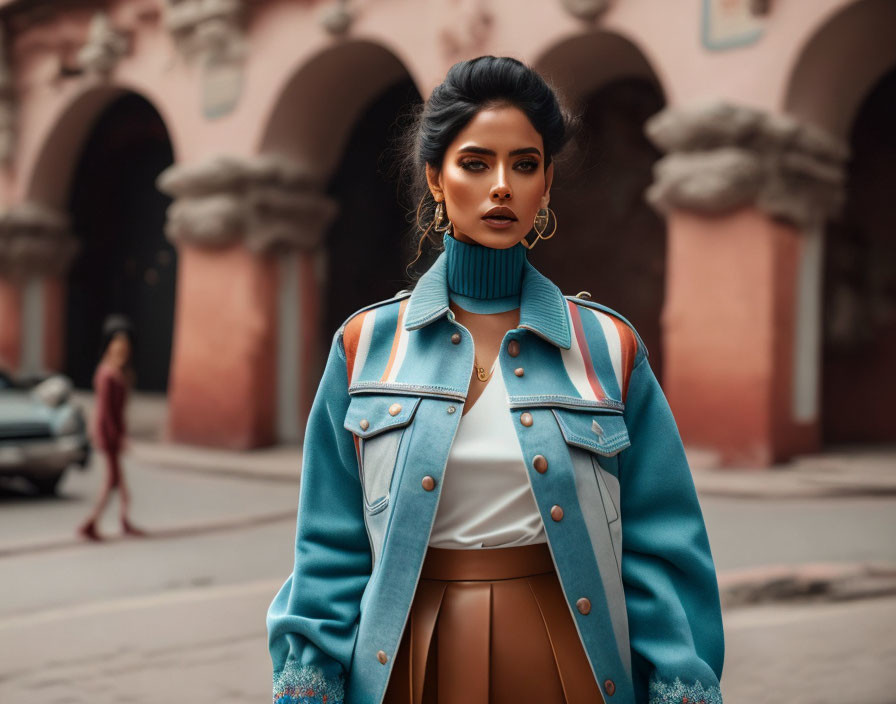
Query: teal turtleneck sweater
443 233 526 313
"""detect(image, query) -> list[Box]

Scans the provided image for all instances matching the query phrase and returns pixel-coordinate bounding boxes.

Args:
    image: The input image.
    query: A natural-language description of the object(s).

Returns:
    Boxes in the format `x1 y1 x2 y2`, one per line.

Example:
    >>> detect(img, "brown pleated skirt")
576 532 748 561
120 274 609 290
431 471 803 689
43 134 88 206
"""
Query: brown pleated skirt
382 541 606 704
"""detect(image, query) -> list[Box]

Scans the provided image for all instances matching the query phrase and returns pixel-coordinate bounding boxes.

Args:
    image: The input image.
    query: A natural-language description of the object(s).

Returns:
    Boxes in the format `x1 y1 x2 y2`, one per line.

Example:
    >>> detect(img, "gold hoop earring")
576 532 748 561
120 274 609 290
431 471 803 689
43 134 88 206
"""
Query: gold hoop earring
521 207 557 250
433 201 452 234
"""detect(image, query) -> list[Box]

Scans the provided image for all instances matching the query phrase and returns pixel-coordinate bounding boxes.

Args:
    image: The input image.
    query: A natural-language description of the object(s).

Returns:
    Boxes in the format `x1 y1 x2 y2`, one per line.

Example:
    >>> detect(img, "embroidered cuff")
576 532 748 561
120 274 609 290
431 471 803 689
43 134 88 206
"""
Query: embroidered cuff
273 662 345 704
648 674 723 704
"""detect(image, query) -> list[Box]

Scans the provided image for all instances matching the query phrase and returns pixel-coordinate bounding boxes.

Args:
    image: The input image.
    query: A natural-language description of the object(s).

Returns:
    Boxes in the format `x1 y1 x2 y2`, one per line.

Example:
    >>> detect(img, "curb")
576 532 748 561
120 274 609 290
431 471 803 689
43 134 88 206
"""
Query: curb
129 440 299 483
688 448 896 500
718 561 896 609
693 471 896 499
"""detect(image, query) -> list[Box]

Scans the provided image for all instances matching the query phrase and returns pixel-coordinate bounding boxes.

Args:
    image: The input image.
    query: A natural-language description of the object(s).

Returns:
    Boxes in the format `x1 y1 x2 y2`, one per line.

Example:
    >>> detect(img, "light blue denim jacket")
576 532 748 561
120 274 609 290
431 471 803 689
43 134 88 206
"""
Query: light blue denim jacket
267 248 725 704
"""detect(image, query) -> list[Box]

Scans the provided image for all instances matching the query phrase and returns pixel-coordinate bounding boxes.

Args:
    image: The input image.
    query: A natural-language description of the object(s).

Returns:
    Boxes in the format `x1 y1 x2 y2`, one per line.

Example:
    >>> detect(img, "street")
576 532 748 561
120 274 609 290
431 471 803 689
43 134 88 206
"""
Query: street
1 449 895 703
1 453 298 703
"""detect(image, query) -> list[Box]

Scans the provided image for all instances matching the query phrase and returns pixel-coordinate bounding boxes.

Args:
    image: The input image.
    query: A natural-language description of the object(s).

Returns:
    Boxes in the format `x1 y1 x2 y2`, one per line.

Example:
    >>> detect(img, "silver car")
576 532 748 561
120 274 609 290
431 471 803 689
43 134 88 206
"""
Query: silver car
0 370 91 494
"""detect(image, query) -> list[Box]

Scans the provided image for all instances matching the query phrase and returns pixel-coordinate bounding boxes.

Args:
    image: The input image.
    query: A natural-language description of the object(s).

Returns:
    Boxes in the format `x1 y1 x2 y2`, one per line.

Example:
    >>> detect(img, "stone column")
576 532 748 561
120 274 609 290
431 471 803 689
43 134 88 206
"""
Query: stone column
645 100 848 466
158 154 336 449
0 203 77 375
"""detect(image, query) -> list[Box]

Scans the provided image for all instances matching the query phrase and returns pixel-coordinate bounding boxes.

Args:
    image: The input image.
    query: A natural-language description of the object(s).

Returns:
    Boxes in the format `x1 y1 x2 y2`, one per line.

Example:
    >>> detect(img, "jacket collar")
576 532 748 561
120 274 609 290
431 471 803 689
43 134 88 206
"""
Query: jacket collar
403 246 572 350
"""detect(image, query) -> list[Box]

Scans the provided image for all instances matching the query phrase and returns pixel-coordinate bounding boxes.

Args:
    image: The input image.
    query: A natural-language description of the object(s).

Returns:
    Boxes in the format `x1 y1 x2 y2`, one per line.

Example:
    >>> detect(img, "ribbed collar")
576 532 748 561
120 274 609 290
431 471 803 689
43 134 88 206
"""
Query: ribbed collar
443 233 526 299
404 236 572 349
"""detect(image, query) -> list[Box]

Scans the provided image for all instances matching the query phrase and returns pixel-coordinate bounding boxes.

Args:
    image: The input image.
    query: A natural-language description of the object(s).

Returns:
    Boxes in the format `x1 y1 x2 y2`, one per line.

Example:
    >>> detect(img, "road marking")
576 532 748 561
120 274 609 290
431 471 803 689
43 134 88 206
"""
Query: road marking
0 578 284 631
0 510 295 559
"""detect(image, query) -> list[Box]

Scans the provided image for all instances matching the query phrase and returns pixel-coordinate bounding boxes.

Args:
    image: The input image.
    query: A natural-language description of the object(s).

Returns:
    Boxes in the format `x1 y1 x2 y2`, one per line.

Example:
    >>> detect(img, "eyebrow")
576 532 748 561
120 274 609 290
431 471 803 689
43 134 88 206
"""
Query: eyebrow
456 145 542 157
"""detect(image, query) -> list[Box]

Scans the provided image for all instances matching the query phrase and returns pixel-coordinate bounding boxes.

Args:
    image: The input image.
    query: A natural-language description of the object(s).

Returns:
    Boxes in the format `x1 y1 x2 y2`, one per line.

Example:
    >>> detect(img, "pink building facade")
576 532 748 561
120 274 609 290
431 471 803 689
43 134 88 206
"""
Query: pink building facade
0 0 893 466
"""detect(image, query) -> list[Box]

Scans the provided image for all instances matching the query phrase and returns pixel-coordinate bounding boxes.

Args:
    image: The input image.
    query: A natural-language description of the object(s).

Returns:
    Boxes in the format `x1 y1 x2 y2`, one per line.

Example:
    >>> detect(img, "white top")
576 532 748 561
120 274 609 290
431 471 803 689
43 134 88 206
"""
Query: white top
428 357 547 549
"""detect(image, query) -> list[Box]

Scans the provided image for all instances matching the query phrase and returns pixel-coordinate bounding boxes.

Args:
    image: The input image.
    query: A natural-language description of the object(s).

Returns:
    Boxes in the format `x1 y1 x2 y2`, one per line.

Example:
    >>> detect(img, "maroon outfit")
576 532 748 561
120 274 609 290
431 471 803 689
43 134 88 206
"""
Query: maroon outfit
91 364 128 486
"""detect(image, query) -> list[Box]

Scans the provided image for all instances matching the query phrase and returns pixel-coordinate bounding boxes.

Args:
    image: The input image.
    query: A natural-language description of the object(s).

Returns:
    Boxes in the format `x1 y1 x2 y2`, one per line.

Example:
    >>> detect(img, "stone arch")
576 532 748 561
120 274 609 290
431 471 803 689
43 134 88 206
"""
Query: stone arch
23 86 177 394
783 0 896 446
783 0 896 137
258 40 415 172
533 31 668 379
23 82 181 207
257 41 421 442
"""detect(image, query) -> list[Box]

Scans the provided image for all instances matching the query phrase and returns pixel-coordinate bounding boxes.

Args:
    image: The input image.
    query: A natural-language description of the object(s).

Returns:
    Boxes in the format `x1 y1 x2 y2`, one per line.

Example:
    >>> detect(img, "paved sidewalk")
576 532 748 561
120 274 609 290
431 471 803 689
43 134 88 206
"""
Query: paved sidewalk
132 436 896 499
88 391 896 611
112 390 896 498
128 436 896 609
688 446 896 499
131 439 300 482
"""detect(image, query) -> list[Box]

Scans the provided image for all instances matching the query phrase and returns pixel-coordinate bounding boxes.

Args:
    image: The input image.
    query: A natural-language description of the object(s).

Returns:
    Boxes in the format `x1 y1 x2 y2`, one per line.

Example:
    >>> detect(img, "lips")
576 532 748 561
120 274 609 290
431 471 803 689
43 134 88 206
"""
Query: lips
482 206 517 222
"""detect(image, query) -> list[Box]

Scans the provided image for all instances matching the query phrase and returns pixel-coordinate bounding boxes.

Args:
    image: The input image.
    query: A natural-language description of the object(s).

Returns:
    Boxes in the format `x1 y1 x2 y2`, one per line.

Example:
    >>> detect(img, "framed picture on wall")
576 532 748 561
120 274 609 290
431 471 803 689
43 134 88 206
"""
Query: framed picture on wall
702 0 765 51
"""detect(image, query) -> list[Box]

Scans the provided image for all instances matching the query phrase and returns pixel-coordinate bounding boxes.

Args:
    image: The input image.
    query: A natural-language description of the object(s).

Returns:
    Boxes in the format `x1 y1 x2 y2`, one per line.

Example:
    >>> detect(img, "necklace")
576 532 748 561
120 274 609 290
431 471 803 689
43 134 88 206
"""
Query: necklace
474 353 499 382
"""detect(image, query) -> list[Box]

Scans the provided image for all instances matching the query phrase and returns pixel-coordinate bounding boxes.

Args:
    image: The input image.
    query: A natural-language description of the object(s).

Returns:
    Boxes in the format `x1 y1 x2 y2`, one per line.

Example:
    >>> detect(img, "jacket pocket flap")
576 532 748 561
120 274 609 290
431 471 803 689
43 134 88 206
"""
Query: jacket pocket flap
344 394 422 439
550 408 631 457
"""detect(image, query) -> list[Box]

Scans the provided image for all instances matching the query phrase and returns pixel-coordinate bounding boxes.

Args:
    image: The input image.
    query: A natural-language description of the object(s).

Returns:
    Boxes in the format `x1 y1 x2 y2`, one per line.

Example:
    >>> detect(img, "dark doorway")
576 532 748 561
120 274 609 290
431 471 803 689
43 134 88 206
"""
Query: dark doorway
822 65 896 444
323 78 423 337
533 78 667 380
65 93 176 392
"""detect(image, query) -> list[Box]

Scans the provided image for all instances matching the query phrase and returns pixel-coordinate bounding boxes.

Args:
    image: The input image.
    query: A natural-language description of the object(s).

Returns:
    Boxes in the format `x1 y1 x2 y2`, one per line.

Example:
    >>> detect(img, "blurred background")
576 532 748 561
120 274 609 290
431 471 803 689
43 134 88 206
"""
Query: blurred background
0 0 894 702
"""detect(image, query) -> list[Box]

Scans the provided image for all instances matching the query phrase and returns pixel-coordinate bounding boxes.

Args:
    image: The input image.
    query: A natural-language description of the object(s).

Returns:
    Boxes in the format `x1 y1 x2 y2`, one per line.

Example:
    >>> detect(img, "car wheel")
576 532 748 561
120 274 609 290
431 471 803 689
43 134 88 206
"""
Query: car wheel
31 473 63 495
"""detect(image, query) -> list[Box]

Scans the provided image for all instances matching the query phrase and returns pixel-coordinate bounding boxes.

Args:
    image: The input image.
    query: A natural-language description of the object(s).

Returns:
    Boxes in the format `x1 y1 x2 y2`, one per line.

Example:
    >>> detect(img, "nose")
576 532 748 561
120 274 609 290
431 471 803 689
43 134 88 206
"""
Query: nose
490 168 511 200
491 185 511 200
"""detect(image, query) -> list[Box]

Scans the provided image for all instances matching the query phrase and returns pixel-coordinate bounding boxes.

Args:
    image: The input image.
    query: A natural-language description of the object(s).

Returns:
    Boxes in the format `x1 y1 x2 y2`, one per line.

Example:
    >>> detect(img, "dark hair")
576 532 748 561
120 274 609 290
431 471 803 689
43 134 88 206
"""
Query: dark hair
101 314 134 352
395 55 580 279
99 313 136 385
99 314 134 360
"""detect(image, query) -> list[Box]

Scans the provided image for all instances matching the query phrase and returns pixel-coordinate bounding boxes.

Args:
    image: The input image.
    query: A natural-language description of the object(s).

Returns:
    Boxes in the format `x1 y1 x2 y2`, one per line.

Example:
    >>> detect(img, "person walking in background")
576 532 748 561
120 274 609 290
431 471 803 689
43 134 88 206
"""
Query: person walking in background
77 314 144 541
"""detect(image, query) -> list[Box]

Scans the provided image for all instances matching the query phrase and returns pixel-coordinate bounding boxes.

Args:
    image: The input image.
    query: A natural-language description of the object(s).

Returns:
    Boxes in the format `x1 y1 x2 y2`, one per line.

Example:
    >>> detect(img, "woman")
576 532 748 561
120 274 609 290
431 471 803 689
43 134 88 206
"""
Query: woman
267 56 724 704
78 315 144 541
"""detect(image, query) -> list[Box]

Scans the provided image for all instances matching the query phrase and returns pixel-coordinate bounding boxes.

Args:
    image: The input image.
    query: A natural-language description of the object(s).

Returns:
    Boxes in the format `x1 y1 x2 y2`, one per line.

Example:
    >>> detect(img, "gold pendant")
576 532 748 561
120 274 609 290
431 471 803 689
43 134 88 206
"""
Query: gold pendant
476 366 490 382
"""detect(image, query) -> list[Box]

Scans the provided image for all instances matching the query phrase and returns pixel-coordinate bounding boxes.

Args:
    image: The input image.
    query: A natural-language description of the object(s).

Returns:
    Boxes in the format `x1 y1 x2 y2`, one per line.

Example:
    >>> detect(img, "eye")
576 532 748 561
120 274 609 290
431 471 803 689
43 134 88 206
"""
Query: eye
516 159 539 172
459 159 487 171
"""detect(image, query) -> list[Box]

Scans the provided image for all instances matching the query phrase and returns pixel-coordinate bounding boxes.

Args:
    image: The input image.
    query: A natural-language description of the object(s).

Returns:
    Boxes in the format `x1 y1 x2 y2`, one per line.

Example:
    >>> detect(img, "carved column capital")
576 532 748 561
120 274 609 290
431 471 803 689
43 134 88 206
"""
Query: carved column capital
76 11 130 79
645 100 849 229
560 0 611 22
157 154 338 255
165 0 246 60
319 0 355 36
438 0 493 61
0 203 78 279
164 0 248 117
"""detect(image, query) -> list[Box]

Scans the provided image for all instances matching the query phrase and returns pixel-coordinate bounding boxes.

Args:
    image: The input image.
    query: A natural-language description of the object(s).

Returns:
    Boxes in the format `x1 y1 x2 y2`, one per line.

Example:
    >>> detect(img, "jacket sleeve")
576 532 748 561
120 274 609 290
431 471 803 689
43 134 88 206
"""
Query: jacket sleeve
266 329 372 704
619 350 725 704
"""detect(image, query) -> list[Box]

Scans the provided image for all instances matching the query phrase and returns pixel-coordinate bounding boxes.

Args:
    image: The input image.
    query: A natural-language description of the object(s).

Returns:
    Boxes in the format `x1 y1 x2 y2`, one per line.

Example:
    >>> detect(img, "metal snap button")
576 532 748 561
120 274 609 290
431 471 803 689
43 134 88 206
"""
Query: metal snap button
532 455 548 473
388 403 402 416
421 476 436 491
604 678 615 696
507 339 520 357
359 419 369 431
514 367 524 377
451 332 461 344
576 597 591 614
447 406 456 414
550 505 564 521
520 412 533 427
377 650 388 664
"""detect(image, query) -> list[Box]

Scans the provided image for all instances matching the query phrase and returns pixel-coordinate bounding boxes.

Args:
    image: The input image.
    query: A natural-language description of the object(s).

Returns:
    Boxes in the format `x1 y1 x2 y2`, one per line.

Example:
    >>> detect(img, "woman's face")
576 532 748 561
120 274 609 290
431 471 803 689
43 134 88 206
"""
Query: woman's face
106 333 131 367
426 103 554 250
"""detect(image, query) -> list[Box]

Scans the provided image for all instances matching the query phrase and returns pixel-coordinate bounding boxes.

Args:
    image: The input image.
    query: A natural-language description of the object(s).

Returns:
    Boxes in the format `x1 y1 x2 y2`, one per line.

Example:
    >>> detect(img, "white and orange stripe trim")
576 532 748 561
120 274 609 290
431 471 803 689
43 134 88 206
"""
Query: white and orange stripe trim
343 298 411 387
563 300 639 402
343 306 377 385
379 299 410 383
563 300 608 403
